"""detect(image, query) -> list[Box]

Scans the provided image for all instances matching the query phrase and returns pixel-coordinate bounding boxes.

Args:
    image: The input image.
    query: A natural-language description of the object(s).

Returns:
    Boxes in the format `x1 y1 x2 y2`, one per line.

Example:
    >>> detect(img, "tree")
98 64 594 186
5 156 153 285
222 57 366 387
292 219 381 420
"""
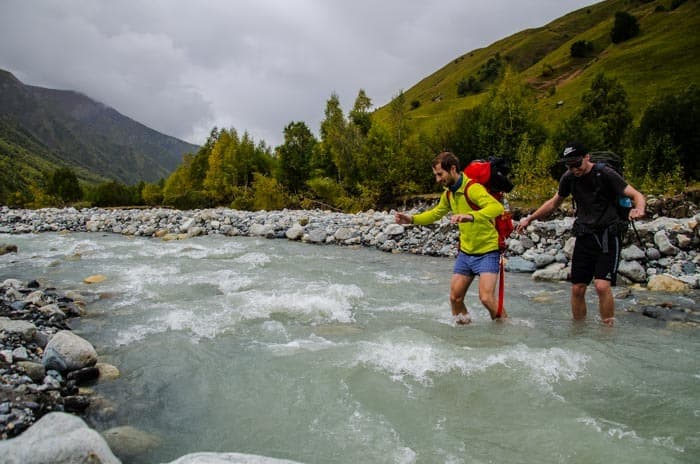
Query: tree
554 73 632 156
446 68 545 166
318 93 358 188
46 167 82 203
349 89 372 136
632 84 700 180
277 121 317 193
611 11 639 44
389 90 409 149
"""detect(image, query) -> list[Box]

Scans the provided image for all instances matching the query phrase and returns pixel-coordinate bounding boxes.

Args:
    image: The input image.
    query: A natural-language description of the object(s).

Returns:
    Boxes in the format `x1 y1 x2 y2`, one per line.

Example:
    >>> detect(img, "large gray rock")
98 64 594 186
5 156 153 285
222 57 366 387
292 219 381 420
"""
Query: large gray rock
166 452 305 464
617 260 647 283
42 330 98 372
0 317 37 341
0 412 120 464
532 262 569 282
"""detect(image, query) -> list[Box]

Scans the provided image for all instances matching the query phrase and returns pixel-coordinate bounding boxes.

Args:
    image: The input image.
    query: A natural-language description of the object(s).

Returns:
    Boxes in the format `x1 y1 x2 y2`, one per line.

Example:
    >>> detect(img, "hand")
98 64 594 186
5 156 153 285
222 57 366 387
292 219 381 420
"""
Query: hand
629 208 645 220
450 214 473 224
515 216 530 234
395 213 412 224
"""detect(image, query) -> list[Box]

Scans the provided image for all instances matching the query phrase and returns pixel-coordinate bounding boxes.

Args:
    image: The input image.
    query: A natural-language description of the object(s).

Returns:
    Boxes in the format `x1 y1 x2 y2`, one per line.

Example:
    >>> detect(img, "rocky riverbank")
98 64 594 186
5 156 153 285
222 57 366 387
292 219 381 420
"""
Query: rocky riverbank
2 205 700 289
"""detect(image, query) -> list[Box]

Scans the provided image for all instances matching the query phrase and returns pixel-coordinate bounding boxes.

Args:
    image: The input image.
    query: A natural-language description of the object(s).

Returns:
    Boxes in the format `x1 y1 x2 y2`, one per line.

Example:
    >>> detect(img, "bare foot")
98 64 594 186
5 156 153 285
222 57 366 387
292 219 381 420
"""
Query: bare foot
454 312 471 325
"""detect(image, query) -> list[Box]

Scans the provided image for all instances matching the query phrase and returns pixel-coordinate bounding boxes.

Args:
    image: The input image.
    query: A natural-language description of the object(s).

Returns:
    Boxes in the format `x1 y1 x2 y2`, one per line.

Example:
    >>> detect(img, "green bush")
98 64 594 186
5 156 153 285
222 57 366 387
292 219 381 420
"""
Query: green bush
570 40 594 58
165 190 212 210
251 173 287 211
611 11 640 44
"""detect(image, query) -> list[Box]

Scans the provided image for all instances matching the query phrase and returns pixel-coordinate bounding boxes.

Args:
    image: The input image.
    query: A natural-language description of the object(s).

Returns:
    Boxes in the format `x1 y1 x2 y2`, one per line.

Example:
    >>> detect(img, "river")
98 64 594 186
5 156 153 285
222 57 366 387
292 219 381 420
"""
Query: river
1 232 698 463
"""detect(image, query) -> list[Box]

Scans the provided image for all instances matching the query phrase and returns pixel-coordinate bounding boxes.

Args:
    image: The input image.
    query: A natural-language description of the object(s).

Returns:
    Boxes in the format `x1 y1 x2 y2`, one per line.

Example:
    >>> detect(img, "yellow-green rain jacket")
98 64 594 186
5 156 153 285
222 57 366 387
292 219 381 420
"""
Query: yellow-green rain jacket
412 175 504 255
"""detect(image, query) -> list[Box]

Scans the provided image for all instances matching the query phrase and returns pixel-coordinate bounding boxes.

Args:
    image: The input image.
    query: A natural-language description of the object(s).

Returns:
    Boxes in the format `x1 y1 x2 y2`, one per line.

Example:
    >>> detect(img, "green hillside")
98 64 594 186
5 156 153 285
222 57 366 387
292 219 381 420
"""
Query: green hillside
373 0 700 139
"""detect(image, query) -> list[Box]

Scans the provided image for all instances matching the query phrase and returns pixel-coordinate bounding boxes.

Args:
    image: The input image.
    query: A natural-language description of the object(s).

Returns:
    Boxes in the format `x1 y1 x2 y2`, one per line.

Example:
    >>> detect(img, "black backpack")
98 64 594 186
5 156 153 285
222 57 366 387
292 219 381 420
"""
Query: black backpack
587 152 632 228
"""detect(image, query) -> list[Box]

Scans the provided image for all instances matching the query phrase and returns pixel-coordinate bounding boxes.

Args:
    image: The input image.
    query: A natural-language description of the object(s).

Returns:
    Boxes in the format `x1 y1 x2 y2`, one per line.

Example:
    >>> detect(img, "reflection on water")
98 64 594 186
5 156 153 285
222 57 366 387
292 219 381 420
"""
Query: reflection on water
1 232 699 464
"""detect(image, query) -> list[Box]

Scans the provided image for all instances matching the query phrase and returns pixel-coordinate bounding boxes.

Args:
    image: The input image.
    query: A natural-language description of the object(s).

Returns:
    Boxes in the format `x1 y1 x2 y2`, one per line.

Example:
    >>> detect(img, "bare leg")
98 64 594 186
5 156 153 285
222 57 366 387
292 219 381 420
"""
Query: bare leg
571 283 588 320
450 273 473 324
477 272 506 319
594 278 615 325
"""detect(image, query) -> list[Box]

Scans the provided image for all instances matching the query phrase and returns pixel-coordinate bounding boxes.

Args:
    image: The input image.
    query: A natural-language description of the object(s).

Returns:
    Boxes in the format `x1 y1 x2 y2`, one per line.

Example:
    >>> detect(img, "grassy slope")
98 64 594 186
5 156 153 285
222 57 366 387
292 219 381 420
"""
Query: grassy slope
373 0 700 138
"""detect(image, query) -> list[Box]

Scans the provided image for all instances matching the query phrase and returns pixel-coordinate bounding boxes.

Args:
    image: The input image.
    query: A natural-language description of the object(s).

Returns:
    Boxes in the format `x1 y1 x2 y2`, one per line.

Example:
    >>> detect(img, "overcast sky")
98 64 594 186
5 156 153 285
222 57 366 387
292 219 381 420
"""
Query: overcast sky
0 0 595 147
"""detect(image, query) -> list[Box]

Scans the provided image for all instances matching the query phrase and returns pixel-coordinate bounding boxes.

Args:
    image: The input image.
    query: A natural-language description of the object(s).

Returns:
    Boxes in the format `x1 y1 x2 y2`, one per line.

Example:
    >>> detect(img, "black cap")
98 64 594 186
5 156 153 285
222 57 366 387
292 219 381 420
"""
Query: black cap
561 142 588 160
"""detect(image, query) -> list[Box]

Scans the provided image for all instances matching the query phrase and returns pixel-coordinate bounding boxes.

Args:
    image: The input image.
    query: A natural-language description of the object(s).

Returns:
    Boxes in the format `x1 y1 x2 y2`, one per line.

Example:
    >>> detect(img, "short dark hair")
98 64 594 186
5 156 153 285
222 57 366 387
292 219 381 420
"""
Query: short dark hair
432 151 460 172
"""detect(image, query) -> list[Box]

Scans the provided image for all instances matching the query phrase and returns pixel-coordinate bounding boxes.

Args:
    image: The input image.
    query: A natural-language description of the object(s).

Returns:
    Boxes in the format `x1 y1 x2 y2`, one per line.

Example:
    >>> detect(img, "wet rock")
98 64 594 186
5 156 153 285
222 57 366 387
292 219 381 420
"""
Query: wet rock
102 425 161 461
42 331 98 372
647 274 689 292
0 412 120 464
66 366 100 385
0 244 18 255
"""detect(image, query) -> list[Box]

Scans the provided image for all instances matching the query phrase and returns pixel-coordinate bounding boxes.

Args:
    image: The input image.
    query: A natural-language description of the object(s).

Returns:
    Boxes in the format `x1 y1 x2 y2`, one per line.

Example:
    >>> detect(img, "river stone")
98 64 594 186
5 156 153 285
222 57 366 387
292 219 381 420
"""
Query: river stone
96 362 121 381
303 229 326 244
505 256 537 273
654 230 679 256
42 330 98 372
333 227 357 241
16 361 46 383
646 274 689 292
621 244 646 261
285 224 304 240
83 274 107 284
102 425 161 461
0 317 37 340
532 262 569 282
617 260 647 283
384 224 405 236
0 243 18 255
166 452 305 464
0 412 120 464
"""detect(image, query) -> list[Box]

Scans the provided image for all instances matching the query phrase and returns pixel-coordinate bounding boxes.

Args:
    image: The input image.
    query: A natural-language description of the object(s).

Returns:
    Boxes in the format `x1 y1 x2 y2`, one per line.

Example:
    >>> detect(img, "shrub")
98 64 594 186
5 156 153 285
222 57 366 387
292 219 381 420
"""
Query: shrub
46 167 82 203
570 40 594 58
611 11 640 43
163 190 212 210
251 173 287 211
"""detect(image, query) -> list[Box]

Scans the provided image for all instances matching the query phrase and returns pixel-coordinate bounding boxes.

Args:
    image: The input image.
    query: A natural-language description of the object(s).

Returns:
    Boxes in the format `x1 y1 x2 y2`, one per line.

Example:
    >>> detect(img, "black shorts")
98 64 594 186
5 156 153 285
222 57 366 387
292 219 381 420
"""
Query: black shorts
570 232 621 286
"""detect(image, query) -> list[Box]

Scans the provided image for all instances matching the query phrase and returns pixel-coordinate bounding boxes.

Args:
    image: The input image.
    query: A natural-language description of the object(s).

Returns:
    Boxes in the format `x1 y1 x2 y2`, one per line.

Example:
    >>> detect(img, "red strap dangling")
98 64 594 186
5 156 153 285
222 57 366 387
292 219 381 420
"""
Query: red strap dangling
497 254 505 318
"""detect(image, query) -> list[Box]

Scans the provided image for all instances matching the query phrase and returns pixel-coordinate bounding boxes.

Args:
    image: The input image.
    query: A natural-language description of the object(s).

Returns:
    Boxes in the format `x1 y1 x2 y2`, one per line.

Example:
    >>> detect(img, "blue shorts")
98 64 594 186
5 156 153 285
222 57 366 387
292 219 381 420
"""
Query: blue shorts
453 250 500 276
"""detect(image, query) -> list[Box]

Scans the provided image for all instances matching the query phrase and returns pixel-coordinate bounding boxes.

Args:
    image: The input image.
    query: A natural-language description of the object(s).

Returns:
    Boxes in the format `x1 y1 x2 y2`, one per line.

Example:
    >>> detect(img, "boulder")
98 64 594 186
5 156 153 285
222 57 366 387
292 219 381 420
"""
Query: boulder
42 330 98 372
0 412 119 464
646 274 689 292
166 452 305 464
0 317 37 340
102 425 161 461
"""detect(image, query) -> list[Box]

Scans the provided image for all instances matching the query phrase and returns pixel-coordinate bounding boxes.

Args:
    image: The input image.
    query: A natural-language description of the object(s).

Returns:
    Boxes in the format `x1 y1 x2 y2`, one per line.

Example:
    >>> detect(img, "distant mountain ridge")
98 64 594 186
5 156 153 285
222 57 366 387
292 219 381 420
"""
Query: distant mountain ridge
0 69 199 185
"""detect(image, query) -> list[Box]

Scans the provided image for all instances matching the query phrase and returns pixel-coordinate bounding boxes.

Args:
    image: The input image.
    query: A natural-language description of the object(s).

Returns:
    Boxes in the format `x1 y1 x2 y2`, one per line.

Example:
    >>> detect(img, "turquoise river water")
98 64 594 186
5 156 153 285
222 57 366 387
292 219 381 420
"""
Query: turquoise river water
1 232 699 464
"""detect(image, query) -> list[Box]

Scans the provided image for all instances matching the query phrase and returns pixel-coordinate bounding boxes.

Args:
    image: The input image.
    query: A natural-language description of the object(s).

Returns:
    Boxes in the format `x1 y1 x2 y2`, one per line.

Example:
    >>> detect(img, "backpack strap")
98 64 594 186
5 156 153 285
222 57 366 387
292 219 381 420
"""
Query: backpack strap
465 179 479 211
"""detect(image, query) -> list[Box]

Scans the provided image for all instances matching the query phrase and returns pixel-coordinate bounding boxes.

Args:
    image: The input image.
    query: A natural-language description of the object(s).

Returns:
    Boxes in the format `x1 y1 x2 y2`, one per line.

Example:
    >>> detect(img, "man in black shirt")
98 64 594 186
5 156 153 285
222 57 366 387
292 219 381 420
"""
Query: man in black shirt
516 142 646 325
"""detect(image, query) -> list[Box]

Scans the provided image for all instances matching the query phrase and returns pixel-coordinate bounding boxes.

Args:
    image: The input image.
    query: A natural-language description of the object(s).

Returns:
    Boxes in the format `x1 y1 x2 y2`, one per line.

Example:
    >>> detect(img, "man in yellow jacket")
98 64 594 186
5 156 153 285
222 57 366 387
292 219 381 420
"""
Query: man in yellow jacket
395 151 507 324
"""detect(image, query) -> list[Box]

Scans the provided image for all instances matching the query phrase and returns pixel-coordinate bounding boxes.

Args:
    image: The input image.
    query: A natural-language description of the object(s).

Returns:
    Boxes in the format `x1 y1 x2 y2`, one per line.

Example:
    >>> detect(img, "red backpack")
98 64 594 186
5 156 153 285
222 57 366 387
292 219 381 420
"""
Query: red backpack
463 158 514 252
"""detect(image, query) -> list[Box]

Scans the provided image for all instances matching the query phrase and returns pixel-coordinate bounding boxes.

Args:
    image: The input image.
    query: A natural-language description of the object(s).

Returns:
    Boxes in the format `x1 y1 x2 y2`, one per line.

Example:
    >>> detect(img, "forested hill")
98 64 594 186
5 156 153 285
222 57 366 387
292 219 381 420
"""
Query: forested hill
0 69 199 186
372 0 699 143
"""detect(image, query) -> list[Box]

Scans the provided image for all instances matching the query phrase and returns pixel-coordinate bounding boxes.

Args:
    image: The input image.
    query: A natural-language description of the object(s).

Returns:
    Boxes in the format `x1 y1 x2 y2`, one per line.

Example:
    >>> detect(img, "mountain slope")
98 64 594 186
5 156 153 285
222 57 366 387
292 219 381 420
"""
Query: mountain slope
0 69 199 186
373 0 700 138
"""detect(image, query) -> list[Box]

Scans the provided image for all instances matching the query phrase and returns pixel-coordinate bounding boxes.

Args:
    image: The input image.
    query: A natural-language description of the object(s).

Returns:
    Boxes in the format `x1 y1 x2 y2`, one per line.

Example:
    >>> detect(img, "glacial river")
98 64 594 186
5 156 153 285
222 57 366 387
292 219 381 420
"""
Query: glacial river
1 232 699 463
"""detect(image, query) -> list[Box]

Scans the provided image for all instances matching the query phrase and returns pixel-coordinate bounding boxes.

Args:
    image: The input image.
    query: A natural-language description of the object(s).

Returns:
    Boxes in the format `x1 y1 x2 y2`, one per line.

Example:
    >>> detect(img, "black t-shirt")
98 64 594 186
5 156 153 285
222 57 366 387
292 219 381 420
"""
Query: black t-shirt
558 164 628 231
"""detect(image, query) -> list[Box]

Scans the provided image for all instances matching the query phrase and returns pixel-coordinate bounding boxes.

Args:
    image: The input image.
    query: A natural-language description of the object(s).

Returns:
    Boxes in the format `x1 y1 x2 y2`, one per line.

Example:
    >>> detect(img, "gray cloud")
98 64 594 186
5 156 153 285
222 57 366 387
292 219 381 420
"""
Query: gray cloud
0 0 595 147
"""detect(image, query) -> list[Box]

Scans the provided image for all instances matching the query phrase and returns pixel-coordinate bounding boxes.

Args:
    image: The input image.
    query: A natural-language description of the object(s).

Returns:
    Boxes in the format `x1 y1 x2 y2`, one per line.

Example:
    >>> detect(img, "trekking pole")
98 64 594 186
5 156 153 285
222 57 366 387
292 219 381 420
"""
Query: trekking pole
631 219 643 246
